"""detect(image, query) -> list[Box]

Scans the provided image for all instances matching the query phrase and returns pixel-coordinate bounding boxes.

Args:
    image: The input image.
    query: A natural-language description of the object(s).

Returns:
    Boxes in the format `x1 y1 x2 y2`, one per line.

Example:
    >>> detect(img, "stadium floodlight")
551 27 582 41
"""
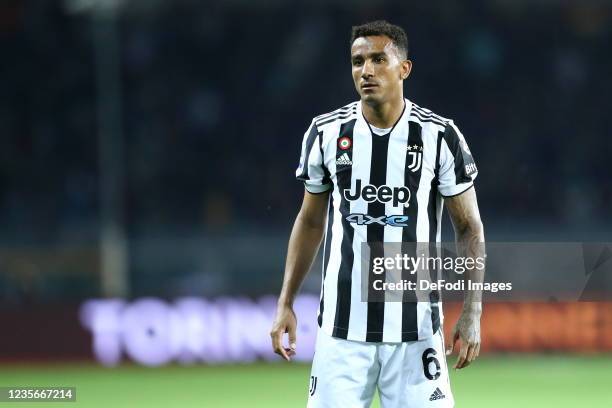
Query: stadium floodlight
65 0 130 298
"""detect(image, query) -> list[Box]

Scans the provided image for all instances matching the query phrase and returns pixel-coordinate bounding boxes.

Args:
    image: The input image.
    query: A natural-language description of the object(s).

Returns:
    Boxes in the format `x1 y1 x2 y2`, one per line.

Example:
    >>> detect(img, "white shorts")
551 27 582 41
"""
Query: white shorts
307 329 454 408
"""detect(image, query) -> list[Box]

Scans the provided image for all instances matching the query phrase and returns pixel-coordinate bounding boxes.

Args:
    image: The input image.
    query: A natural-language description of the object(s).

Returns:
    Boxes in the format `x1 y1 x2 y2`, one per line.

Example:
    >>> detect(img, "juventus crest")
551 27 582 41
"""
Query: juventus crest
407 144 423 172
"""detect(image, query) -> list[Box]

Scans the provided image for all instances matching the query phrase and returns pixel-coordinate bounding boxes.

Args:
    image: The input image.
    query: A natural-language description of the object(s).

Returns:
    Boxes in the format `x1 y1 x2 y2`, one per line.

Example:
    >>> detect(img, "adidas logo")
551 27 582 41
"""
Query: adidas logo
429 387 446 401
336 153 352 166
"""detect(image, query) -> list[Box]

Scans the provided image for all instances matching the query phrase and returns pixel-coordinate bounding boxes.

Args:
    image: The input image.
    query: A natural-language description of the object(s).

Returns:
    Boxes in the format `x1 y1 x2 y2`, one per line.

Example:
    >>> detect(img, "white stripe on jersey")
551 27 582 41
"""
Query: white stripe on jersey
414 121 438 339
380 103 410 343
320 120 345 335
346 118 372 341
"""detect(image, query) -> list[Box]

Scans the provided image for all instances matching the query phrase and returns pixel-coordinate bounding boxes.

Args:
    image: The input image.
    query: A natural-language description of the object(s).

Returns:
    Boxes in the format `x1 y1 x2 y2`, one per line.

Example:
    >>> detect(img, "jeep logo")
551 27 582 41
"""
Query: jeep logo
344 179 410 208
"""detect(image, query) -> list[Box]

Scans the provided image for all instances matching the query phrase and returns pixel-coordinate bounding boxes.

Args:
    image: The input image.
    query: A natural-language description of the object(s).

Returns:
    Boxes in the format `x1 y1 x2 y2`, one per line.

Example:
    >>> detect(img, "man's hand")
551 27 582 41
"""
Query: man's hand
270 190 329 361
270 305 297 361
444 187 484 370
446 307 481 369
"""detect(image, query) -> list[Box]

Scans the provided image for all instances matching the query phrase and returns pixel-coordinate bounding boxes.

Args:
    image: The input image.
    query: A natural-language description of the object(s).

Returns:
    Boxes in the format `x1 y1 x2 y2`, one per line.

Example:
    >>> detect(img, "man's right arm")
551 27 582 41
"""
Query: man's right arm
270 189 330 361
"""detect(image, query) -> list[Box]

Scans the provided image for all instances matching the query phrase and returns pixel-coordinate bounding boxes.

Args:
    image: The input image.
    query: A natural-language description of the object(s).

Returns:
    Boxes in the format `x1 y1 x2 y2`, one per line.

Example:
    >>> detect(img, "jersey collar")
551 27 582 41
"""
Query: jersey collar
360 98 411 137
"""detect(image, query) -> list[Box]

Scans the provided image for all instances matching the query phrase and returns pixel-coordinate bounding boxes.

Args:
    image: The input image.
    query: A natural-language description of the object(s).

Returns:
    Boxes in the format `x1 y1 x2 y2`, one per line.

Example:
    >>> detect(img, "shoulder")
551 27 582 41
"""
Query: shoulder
408 101 452 130
409 103 473 158
311 101 359 129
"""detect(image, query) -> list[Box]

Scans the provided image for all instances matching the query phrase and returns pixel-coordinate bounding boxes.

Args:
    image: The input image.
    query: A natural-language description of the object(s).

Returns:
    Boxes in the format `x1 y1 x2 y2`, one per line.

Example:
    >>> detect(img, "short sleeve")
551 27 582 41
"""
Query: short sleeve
438 120 478 197
295 120 332 193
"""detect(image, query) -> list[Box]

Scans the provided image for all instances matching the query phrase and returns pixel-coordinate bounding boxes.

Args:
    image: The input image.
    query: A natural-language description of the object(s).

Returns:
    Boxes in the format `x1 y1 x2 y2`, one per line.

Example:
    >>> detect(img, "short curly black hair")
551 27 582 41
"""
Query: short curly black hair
350 20 409 59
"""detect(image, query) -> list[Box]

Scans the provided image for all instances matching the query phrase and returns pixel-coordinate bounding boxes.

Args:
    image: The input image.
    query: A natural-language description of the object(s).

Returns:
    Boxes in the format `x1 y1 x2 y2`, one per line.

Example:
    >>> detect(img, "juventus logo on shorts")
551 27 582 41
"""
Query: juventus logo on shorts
309 376 318 396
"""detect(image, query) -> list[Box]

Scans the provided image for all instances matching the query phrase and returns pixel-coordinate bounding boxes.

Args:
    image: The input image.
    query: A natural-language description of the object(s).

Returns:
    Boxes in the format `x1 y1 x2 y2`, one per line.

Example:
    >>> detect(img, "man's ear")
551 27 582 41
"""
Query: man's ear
401 59 413 80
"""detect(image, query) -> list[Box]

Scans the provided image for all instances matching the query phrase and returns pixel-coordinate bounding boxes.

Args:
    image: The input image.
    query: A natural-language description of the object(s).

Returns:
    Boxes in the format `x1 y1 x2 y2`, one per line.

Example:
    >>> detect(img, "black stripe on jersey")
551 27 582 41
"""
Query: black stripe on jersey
296 123 320 182
316 110 358 127
434 131 443 181
319 131 332 186
314 102 357 120
429 132 443 239
412 105 447 123
332 119 356 339
411 106 447 124
442 123 473 184
315 105 357 124
427 132 444 335
365 135 390 342
401 121 423 341
314 102 358 122
365 137 388 341
410 114 445 128
319 196 334 327
411 109 446 127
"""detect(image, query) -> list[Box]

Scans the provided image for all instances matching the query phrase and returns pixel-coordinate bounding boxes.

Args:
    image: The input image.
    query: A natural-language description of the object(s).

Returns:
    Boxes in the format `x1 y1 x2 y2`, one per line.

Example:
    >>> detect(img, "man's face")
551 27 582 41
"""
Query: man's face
351 35 411 104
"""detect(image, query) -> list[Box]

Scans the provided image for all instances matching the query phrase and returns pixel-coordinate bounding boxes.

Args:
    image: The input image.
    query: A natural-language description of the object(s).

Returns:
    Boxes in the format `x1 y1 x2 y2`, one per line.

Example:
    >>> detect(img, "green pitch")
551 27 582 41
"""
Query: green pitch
0 355 610 407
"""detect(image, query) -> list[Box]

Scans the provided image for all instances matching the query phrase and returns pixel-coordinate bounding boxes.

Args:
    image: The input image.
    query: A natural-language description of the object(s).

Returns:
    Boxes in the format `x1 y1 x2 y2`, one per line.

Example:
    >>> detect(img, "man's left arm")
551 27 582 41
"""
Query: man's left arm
444 186 485 369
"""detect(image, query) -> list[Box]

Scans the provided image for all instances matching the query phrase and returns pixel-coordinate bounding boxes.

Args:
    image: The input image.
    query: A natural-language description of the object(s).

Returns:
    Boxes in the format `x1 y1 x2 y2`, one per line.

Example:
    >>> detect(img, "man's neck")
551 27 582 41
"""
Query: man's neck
361 95 405 129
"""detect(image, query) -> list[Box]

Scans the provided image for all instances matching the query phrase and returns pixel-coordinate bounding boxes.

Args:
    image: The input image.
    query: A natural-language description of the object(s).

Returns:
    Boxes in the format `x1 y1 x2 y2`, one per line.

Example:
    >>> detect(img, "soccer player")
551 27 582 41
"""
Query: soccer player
270 20 485 407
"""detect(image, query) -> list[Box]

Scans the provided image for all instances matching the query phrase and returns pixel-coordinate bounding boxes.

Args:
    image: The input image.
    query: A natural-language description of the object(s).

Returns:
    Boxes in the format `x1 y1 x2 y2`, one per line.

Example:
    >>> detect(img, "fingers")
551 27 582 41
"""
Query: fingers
468 341 480 362
445 328 459 356
454 340 480 369
286 326 297 359
270 307 298 362
288 325 297 353
453 340 468 369
270 322 297 361
270 328 290 361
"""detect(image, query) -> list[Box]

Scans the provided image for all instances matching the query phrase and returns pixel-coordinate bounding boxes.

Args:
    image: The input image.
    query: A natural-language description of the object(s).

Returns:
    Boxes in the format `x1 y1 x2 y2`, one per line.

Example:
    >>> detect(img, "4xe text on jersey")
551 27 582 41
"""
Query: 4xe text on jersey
345 213 409 227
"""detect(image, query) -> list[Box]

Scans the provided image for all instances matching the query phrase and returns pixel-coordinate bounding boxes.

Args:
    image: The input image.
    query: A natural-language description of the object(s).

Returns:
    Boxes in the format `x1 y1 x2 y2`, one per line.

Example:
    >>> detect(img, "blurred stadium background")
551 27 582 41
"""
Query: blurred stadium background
1 0 611 406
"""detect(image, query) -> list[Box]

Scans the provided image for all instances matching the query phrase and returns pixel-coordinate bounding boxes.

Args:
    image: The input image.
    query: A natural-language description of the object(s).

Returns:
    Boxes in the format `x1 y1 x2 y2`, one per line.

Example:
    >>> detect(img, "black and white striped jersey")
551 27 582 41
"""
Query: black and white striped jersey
296 99 478 343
